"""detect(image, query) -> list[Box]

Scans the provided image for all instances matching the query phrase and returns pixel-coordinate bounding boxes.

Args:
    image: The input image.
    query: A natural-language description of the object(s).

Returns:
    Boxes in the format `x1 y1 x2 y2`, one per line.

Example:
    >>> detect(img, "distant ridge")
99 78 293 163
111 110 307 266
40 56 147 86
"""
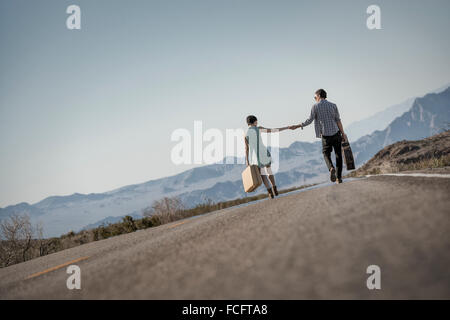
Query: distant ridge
346 84 449 141
352 87 450 165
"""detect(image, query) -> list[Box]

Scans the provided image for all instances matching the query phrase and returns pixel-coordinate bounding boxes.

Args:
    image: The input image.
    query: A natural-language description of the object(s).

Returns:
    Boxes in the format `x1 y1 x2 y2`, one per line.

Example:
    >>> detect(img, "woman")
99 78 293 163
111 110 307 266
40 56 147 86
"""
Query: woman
244 115 291 199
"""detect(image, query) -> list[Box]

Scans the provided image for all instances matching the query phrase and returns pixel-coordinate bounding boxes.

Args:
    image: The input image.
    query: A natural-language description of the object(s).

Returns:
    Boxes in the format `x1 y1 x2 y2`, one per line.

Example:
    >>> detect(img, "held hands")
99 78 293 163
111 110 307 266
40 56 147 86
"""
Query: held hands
289 124 302 130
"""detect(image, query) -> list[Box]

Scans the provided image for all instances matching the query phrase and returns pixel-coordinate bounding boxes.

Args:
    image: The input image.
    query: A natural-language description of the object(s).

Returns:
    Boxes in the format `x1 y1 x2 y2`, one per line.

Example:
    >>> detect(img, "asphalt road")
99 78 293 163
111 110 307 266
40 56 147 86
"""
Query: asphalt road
1 175 449 299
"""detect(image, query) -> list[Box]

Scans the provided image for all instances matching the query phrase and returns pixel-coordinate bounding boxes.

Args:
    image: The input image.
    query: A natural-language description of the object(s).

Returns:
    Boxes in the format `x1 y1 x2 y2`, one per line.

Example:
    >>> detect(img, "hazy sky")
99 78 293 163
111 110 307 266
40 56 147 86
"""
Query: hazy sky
1 0 450 207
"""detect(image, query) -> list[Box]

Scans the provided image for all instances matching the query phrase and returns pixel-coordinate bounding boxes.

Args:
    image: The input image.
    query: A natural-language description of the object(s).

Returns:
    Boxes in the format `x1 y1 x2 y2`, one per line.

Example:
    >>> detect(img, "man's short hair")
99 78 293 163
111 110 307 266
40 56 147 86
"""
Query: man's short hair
315 89 327 99
246 115 257 125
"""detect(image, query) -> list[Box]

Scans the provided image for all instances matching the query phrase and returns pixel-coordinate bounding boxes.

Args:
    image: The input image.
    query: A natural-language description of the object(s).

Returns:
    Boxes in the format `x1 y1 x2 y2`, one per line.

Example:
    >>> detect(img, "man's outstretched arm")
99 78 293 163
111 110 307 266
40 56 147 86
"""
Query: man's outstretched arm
290 105 315 129
259 126 291 133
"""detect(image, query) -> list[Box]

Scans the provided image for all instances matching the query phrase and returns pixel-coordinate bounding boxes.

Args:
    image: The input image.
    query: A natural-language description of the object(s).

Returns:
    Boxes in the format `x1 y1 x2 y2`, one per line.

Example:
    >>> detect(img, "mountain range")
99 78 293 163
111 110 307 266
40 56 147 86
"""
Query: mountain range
352 87 450 164
1 86 449 237
346 83 449 141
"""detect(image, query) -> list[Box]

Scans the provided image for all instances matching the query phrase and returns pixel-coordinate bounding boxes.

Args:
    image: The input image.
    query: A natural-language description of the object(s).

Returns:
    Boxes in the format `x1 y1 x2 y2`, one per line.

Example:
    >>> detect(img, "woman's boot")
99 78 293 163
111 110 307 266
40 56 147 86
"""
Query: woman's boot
267 188 274 199
272 186 279 196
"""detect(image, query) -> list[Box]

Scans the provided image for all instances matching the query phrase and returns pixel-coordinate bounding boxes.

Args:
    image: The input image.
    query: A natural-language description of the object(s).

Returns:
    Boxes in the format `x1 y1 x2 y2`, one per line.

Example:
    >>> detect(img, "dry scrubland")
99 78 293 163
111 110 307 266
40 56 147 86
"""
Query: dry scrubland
348 130 450 177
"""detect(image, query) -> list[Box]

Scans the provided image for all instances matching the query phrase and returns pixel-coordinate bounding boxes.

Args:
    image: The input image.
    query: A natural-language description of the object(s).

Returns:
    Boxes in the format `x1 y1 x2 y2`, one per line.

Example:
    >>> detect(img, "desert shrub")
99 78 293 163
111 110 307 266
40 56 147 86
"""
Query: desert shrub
109 224 124 237
368 167 381 175
396 154 450 171
121 216 137 233
92 228 100 241
143 196 185 224
135 217 154 230
62 230 75 239
0 214 40 267
149 215 162 227
73 231 91 245
98 225 112 239
40 238 61 256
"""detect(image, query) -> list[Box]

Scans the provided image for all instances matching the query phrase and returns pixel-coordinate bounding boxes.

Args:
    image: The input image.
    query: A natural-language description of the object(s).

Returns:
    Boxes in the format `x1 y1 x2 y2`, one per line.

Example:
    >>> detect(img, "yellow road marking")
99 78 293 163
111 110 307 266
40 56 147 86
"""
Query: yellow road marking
167 220 188 229
25 220 190 280
25 256 90 280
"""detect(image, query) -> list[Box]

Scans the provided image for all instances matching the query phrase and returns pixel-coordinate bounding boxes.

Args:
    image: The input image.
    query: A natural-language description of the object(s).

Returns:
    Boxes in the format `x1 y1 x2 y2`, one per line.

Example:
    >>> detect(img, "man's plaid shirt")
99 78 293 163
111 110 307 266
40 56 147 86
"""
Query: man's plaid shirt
301 99 341 138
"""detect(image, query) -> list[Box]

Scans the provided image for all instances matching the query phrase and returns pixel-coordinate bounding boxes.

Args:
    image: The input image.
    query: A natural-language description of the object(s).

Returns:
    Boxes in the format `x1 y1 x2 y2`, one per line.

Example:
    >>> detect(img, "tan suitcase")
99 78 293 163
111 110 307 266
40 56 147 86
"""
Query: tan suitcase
242 165 262 192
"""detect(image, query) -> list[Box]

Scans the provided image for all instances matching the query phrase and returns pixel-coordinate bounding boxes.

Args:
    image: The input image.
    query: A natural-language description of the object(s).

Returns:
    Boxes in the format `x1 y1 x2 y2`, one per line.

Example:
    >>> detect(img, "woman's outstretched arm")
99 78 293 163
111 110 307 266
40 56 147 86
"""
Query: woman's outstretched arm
258 126 291 133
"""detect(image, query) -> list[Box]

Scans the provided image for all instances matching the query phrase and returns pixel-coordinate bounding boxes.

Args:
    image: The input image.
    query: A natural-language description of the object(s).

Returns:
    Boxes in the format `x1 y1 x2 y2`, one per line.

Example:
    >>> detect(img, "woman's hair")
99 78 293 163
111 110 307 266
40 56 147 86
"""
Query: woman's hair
246 115 257 125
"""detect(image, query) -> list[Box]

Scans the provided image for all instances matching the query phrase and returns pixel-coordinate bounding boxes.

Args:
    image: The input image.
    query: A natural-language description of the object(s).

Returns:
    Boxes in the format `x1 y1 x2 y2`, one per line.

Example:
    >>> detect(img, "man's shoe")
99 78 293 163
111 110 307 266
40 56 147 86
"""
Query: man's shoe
336 178 343 184
329 168 336 182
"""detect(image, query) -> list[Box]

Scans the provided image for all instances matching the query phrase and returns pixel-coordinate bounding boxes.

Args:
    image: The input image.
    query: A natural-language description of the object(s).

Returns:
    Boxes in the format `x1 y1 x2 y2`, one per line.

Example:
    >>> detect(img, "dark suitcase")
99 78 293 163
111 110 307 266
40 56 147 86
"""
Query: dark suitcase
342 141 355 170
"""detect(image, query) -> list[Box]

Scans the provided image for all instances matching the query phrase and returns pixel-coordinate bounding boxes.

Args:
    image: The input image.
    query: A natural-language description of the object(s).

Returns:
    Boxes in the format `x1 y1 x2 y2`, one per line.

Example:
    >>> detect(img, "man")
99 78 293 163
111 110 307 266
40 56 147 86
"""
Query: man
291 89 348 184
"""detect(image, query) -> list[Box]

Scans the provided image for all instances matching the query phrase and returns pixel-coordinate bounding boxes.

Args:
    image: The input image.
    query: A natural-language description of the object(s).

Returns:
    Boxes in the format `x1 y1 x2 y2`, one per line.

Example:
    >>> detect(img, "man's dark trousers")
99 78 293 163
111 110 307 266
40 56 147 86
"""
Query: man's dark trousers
321 131 343 179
